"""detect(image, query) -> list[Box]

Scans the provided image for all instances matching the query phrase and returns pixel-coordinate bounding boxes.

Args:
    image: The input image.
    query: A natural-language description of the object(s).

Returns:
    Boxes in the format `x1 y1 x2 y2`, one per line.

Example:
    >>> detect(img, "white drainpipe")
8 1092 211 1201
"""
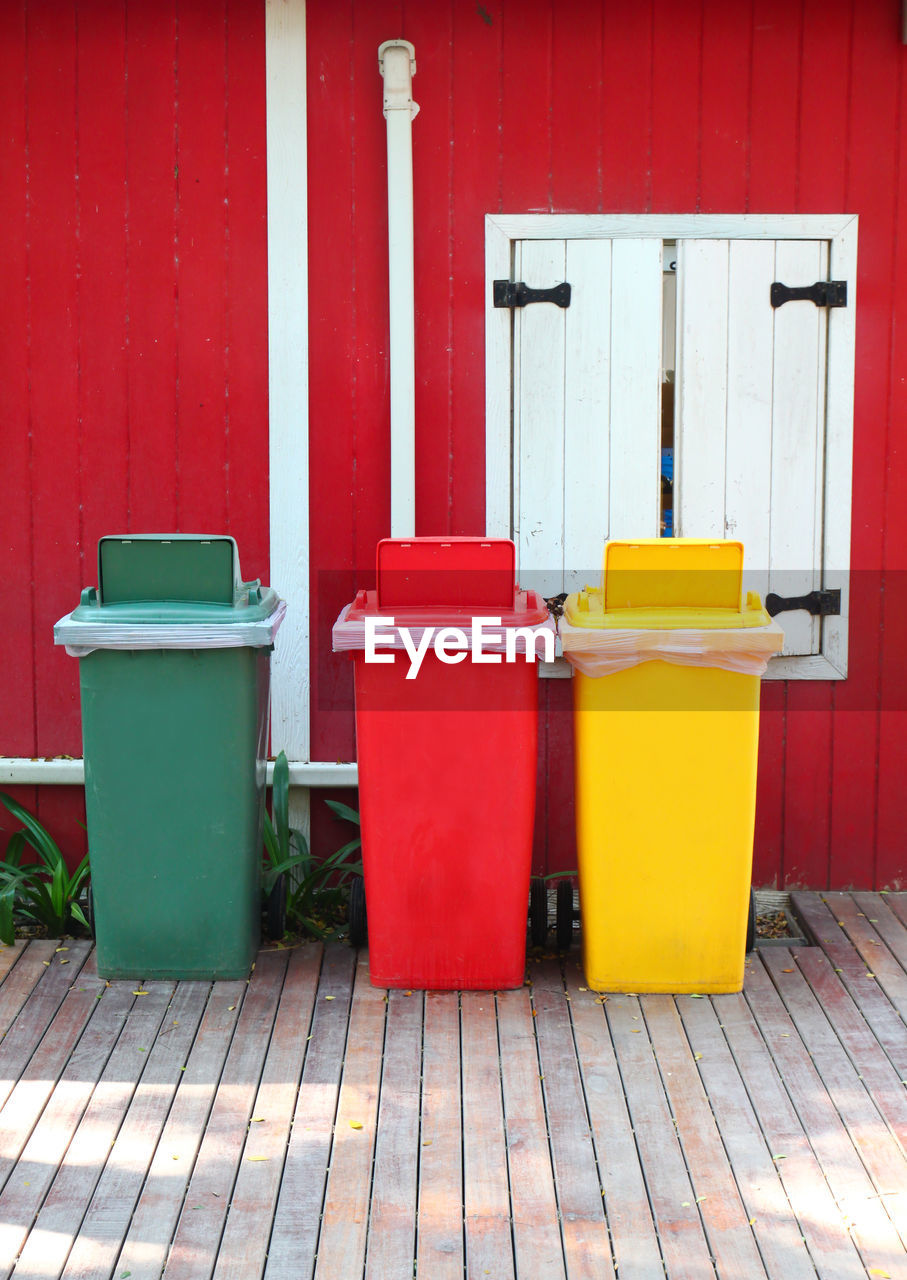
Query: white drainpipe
378 40 419 537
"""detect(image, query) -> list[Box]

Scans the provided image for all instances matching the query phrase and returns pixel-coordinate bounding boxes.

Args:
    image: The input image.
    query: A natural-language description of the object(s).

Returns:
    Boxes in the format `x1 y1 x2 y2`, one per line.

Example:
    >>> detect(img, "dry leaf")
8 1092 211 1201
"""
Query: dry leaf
247 1155 269 1162
349 1121 363 1130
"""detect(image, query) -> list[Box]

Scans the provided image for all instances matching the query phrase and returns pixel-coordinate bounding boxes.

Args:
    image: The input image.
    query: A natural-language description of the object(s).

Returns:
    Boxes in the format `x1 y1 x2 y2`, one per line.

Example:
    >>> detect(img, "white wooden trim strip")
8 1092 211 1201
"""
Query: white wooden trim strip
0 758 358 786
266 0 309 763
822 217 858 677
724 239 776 598
564 239 612 591
487 213 857 241
515 240 568 592
675 239 729 540
769 239 825 657
608 239 663 541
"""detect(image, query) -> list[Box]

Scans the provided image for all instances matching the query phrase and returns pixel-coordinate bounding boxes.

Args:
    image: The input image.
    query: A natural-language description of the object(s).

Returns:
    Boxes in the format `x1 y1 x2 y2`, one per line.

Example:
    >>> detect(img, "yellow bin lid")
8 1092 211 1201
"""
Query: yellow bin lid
565 539 770 629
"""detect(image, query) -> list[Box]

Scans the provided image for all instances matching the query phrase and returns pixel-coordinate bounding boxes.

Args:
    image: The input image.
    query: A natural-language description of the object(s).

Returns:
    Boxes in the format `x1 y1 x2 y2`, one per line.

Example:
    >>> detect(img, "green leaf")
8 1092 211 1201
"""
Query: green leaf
324 799 360 826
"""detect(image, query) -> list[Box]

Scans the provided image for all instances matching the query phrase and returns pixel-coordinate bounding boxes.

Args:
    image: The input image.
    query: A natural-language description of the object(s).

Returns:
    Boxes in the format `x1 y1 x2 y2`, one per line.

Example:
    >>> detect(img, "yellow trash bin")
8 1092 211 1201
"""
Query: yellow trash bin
560 539 784 994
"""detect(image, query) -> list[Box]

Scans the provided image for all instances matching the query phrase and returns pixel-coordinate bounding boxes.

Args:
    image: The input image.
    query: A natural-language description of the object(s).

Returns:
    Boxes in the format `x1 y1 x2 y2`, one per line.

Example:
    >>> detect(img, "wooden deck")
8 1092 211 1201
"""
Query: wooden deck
3 892 907 1278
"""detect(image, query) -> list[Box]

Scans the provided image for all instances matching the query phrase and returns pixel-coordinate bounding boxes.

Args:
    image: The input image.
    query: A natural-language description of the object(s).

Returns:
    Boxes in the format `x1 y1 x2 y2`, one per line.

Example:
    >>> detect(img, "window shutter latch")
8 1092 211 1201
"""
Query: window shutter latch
765 589 841 618
493 280 572 308
770 280 847 309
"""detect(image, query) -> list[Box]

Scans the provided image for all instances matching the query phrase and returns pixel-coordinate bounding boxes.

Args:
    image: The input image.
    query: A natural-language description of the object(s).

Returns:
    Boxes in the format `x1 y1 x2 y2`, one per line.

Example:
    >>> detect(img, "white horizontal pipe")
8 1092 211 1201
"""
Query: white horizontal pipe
0 758 358 788
379 40 418 537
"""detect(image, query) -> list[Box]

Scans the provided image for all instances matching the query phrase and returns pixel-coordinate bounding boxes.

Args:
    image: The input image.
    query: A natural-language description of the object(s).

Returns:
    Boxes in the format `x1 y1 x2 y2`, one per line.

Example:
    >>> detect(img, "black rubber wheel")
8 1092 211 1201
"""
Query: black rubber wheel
529 878 549 947
745 886 756 953
556 878 575 951
348 874 367 948
266 873 287 940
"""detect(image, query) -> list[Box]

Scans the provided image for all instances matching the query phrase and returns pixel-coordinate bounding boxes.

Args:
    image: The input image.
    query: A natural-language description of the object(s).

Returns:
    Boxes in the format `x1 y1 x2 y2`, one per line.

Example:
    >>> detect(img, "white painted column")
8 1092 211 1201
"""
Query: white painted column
266 0 311 832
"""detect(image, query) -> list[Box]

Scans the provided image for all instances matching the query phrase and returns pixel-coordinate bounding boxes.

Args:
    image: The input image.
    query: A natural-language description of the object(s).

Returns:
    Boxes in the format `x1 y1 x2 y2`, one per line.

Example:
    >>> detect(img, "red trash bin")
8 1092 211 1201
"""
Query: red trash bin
333 537 552 989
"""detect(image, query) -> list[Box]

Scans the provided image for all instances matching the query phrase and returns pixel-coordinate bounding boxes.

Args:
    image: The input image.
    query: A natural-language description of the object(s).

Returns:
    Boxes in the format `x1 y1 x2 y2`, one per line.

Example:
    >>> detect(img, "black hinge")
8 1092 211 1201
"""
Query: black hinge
493 280 572 309
765 589 841 618
770 280 847 309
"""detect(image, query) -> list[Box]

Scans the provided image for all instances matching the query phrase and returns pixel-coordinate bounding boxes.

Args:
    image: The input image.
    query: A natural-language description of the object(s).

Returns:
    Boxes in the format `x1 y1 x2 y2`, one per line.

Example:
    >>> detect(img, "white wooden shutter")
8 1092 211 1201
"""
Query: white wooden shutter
513 237 662 594
676 238 829 657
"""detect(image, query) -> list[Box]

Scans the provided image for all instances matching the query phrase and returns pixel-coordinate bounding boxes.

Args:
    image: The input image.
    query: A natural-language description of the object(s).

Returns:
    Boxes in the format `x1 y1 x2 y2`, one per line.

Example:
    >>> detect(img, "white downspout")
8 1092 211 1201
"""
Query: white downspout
378 40 419 537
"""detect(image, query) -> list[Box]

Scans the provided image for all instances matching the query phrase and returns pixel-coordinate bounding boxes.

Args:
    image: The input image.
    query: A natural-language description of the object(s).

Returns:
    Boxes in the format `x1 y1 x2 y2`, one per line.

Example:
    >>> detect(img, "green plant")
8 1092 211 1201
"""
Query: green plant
0 794 91 944
263 754 362 939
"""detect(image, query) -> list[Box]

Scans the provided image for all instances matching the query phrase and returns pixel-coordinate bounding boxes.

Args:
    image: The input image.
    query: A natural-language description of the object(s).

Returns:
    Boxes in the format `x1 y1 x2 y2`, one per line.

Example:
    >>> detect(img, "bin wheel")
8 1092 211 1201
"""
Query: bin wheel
746 887 756 954
556 878 575 952
266 873 287 940
348 875 367 948
529 878 549 948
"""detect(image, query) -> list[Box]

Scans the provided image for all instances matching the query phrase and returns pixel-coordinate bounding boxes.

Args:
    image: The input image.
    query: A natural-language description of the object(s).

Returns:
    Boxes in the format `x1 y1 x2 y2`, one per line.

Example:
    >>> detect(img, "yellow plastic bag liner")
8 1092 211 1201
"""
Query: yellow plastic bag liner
559 539 784 676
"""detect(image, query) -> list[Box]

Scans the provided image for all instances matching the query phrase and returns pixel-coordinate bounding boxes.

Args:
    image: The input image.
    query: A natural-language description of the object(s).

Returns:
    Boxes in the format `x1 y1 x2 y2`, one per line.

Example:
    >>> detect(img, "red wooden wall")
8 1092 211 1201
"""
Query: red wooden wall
3 0 907 890
0 1 269 855
306 0 907 890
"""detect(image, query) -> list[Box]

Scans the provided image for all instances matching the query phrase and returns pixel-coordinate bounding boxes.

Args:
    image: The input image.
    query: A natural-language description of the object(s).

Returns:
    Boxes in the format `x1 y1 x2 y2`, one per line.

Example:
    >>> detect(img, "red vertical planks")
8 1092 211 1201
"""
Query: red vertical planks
350 2 399 570
600 0 653 211
449 0 501 535
859 5 900 890
27 0 82 759
650 0 702 213
798 0 853 214
224 0 269 576
500 0 551 212
0 4 34 759
125 1 179 532
748 0 800 212
845 0 900 887
407 1 455 535
753 691 785 888
76 2 129 569
550 0 603 213
307 0 358 765
176 1 229 534
698 0 750 212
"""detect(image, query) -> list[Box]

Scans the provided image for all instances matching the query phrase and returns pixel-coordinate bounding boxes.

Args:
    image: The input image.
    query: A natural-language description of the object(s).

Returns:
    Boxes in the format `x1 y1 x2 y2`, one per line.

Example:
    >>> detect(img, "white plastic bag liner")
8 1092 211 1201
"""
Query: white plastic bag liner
558 613 784 678
332 603 556 656
54 600 287 657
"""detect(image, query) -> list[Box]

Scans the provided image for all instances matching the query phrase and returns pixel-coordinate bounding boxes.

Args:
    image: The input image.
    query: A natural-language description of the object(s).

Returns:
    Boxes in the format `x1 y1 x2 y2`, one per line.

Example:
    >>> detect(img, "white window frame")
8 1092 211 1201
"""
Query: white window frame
485 213 858 681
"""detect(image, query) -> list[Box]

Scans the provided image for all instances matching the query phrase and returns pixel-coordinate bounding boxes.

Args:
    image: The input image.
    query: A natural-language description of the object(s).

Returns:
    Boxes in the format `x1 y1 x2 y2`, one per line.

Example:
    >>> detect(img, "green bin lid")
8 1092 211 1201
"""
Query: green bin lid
99 535 237 605
67 535 279 625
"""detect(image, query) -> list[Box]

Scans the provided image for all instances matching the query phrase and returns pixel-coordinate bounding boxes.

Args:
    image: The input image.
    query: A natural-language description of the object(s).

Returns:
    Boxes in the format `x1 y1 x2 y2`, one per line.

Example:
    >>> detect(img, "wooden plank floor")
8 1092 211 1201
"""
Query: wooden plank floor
4 894 907 1277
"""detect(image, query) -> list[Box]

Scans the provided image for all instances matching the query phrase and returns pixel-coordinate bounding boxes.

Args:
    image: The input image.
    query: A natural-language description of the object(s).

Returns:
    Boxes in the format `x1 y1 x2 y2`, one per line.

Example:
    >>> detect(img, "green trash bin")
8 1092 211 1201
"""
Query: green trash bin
54 535 286 980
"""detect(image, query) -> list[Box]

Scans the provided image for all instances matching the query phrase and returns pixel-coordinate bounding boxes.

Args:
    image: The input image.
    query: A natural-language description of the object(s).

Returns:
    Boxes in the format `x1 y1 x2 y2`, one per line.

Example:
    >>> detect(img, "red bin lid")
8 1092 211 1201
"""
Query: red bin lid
376 537 517 612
